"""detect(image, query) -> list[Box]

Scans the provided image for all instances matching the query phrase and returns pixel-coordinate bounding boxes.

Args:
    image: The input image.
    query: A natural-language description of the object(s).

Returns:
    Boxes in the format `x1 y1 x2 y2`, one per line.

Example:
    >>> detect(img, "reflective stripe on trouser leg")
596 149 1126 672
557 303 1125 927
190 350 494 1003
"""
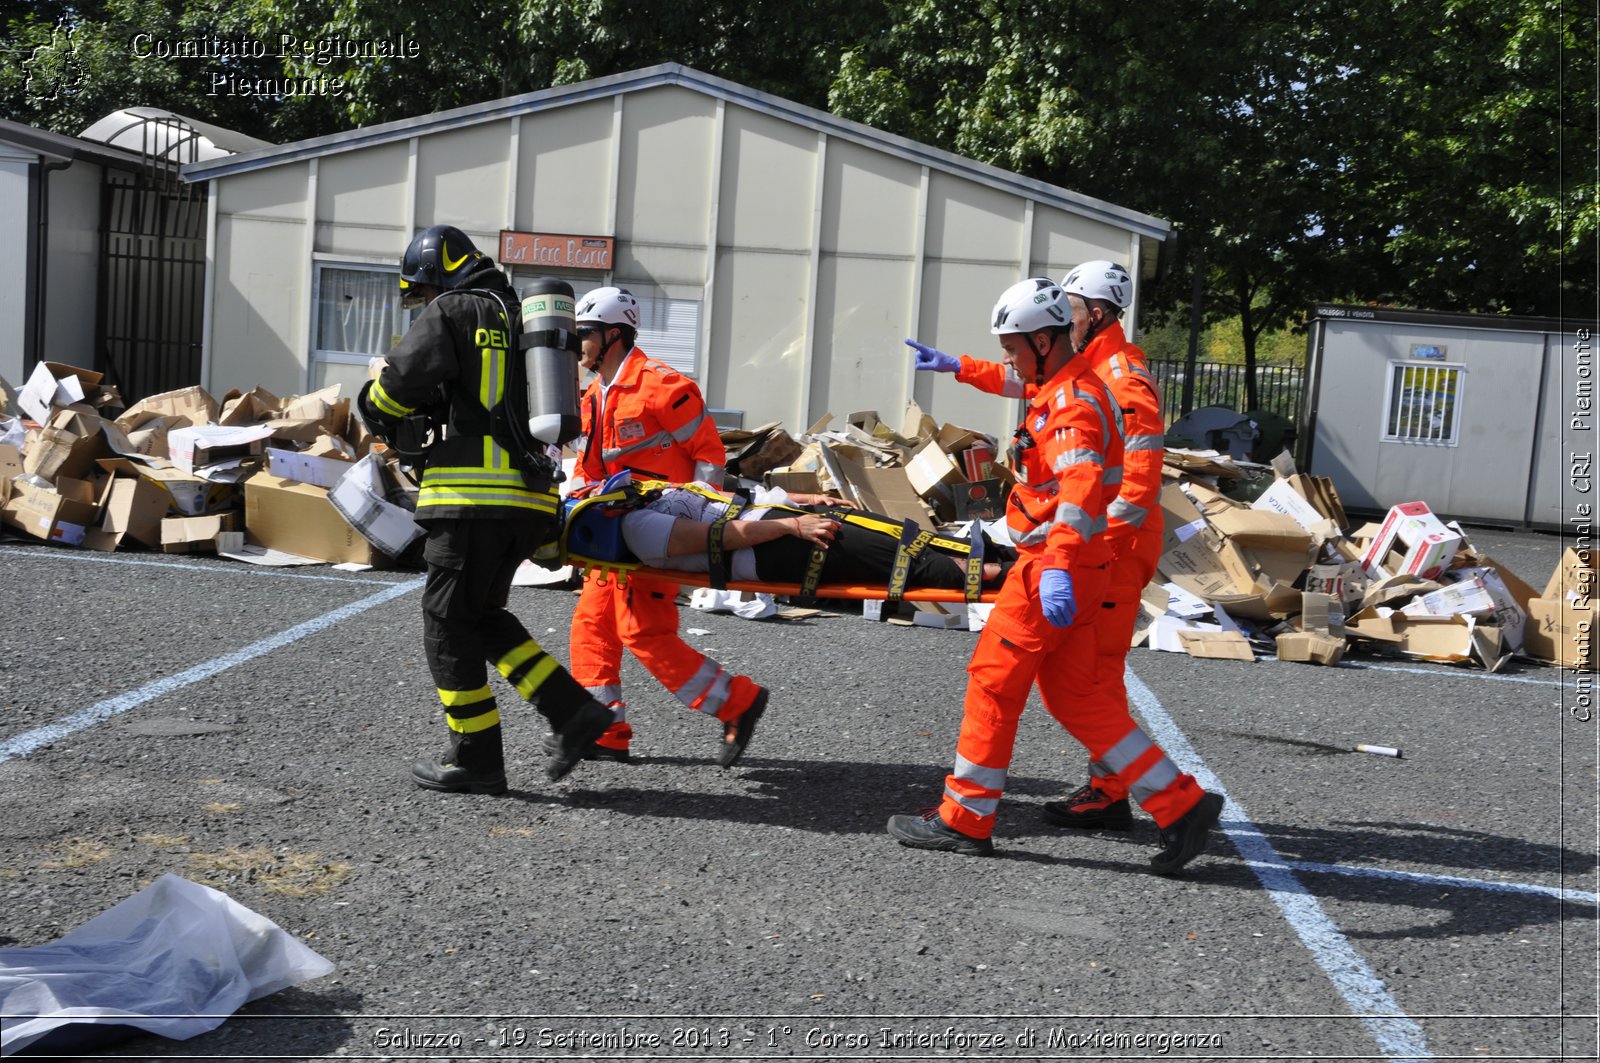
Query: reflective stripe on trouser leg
935 568 1058 839
621 574 759 723
439 685 502 734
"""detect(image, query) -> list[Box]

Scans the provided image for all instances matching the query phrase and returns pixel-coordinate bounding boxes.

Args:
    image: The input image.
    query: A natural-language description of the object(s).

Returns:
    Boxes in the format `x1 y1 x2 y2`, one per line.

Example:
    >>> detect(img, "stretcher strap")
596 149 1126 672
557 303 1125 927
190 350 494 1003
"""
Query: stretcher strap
705 494 747 590
797 507 854 598
963 527 985 603
885 520 935 608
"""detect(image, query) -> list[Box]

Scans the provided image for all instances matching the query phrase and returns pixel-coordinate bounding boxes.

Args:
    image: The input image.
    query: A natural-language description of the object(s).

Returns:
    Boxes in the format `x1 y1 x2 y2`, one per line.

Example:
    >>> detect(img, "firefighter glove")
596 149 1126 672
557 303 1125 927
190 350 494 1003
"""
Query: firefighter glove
1040 568 1077 628
905 339 959 374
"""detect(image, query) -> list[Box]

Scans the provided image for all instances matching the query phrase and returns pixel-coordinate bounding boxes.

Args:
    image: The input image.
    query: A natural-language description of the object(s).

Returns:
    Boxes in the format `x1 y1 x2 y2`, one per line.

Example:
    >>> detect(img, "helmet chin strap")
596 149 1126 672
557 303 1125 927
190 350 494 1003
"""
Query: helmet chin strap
1074 308 1112 355
1026 333 1047 388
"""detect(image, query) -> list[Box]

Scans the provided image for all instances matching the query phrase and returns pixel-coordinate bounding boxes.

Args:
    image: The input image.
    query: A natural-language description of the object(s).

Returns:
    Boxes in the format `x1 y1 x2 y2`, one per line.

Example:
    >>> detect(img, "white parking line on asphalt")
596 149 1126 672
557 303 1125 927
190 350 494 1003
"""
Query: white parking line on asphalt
0 546 410 586
1271 860 1599 905
1126 669 1433 1061
1329 660 1568 688
0 578 423 764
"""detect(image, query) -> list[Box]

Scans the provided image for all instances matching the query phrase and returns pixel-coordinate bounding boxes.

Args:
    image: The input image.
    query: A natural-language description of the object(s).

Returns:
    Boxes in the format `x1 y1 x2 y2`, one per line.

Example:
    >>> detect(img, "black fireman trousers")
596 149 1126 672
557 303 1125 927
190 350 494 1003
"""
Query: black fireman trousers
420 516 590 757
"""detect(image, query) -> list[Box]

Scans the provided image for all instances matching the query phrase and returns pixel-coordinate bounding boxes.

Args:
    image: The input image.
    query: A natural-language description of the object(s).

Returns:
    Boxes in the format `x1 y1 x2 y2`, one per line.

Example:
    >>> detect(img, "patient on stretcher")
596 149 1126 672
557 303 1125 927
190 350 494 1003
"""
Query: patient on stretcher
618 484 1018 591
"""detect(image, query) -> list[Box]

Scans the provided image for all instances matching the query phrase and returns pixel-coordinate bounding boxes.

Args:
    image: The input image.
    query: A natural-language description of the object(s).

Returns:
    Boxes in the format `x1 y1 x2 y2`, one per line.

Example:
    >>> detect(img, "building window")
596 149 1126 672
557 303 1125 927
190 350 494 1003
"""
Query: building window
312 264 411 369
622 284 701 377
1381 361 1464 445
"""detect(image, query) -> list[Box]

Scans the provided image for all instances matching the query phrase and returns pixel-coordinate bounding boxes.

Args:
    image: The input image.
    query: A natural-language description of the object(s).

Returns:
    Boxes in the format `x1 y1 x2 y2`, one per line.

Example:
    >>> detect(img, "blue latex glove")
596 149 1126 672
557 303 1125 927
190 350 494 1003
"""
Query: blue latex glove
905 338 960 374
1040 568 1077 628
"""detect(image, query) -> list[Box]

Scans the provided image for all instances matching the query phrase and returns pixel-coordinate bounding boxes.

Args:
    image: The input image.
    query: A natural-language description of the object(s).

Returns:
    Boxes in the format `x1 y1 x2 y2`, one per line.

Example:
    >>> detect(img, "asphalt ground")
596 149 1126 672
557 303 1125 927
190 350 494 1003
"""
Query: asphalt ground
0 525 1595 1062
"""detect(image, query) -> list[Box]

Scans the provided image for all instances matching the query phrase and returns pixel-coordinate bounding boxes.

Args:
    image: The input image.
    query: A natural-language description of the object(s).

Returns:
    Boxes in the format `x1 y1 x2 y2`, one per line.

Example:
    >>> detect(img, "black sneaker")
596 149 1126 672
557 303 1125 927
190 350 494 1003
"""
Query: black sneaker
716 688 769 768
411 757 508 796
886 809 994 856
1150 792 1225 876
1041 782 1133 830
546 701 615 781
541 731 633 764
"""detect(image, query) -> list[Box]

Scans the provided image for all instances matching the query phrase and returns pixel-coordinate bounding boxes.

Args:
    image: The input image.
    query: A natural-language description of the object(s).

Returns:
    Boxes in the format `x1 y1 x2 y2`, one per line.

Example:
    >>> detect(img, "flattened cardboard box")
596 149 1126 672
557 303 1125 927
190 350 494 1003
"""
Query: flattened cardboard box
82 475 170 552
245 472 384 566
161 511 240 553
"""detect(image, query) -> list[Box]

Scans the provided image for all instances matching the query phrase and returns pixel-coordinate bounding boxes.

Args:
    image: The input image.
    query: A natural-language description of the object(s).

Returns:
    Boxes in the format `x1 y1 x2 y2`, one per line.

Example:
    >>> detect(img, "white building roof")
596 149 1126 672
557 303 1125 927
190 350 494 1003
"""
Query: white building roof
179 64 1170 241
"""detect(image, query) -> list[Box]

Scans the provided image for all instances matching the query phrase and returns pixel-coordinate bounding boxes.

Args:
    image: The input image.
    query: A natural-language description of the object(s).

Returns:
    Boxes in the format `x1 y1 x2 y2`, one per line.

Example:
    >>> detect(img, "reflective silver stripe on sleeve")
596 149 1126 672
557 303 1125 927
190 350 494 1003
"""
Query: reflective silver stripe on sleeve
1108 497 1151 528
693 462 725 487
1100 728 1154 774
952 752 1008 792
1129 756 1181 806
670 411 708 443
1125 433 1164 452
942 783 1000 818
1052 448 1103 472
1103 465 1124 486
1001 367 1027 398
1053 502 1100 540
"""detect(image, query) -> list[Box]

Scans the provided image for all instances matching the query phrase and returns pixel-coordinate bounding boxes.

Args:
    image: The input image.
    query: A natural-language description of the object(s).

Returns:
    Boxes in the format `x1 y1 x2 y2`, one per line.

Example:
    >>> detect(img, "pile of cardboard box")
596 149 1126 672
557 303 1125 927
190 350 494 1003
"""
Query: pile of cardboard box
1142 450 1589 671
5 369 1591 670
0 364 420 566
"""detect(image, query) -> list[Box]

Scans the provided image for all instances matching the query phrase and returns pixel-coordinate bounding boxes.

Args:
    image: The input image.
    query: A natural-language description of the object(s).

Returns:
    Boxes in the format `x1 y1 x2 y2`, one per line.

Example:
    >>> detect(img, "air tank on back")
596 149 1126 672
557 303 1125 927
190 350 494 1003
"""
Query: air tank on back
519 278 582 446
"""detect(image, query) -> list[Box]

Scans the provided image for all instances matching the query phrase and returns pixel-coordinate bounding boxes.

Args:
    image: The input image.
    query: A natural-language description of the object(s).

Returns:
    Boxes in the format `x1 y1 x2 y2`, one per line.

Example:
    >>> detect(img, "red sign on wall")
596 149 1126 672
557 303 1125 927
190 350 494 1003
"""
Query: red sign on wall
497 230 614 271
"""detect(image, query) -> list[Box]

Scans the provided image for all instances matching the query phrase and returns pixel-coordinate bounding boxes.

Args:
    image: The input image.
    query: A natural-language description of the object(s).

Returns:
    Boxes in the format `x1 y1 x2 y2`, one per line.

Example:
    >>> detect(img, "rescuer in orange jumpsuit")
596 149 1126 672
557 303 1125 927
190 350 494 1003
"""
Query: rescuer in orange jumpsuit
563 286 769 767
1037 261 1211 839
889 275 1223 874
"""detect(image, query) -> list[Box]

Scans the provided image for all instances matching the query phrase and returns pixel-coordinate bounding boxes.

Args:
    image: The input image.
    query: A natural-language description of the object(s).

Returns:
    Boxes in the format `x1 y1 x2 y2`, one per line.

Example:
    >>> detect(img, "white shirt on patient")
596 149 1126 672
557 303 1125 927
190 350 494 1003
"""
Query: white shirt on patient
620 483 789 580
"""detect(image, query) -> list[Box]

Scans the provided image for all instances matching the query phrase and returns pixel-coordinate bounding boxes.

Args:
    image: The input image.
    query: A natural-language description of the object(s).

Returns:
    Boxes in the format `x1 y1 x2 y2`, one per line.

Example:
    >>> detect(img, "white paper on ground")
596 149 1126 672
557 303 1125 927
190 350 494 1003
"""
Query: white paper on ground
688 586 776 619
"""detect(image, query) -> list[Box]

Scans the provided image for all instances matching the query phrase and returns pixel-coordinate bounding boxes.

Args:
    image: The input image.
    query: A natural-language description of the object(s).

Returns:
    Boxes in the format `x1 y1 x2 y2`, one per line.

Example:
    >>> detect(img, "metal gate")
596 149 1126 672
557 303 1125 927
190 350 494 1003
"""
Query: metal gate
95 167 206 404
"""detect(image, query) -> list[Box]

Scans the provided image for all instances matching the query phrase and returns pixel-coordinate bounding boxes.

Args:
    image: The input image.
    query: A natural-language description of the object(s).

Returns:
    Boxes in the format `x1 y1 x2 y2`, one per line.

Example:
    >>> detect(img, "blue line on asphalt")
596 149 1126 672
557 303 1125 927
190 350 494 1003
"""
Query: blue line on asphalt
1268 859 1600 905
0 546 409 586
1125 668 1432 1061
0 578 423 763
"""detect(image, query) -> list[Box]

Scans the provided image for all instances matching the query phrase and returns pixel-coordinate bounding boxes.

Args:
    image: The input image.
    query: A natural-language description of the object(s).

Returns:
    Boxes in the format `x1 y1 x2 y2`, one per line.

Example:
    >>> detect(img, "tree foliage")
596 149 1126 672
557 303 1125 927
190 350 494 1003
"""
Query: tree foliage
0 0 1590 383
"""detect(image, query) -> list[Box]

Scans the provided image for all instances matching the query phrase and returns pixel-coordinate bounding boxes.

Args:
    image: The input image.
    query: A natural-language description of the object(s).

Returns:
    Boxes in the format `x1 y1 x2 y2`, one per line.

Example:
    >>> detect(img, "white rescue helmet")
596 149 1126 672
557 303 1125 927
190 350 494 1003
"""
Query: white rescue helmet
574 286 641 329
990 277 1070 335
1061 260 1133 309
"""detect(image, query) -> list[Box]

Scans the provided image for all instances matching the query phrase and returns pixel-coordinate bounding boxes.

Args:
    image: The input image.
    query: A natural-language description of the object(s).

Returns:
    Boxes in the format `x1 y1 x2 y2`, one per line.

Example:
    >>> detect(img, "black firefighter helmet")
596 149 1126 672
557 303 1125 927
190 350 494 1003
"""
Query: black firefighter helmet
399 225 486 307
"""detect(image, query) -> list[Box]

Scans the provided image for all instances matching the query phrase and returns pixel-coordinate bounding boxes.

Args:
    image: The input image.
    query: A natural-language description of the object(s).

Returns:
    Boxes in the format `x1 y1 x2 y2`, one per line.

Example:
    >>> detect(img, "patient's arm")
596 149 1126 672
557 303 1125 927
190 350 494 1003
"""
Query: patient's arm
662 513 840 557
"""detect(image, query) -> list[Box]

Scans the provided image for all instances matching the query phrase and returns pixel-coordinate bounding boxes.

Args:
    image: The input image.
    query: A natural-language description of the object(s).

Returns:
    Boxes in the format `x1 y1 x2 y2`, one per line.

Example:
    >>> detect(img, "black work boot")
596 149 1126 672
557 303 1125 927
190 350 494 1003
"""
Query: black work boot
886 809 993 856
541 731 633 763
545 700 614 781
716 688 769 768
412 729 507 795
1041 781 1133 830
1150 792 1225 876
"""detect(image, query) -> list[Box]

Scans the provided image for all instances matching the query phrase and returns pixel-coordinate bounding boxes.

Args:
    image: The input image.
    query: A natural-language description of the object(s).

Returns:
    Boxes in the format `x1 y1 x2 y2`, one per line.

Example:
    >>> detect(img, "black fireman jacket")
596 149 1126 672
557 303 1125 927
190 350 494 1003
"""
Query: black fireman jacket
359 264 559 523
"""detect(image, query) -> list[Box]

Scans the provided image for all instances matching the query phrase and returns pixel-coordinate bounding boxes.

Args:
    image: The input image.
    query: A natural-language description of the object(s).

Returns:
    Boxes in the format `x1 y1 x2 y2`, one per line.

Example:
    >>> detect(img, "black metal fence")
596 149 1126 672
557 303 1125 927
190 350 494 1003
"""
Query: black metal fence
1147 360 1307 427
96 169 207 404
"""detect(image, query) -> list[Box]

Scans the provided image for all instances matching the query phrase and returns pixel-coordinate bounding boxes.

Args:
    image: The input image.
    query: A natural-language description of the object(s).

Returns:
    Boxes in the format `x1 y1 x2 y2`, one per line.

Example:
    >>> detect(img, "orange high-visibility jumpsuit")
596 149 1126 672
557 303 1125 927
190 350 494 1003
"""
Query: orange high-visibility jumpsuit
569 347 761 753
944 340 1202 833
1078 322 1204 821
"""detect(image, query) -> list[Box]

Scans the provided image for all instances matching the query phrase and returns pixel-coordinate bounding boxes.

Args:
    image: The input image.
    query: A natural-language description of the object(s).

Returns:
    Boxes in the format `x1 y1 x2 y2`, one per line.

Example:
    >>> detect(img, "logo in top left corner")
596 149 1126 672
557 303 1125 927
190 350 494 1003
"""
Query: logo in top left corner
24 19 85 104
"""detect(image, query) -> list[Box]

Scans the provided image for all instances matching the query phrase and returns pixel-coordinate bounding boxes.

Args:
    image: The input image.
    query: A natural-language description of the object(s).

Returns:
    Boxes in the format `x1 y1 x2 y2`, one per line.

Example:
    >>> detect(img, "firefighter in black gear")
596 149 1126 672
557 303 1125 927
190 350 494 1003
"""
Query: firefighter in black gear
358 224 610 793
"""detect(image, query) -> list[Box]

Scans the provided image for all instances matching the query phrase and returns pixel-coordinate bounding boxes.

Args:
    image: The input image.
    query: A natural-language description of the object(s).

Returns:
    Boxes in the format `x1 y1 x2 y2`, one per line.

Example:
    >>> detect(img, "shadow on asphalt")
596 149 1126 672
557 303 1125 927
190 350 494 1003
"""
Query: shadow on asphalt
523 754 1596 941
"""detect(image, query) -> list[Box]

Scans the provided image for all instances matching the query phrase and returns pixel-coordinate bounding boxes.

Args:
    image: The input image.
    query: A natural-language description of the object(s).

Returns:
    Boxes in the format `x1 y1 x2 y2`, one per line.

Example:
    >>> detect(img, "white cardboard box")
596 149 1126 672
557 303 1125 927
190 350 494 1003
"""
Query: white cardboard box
1360 501 1463 580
